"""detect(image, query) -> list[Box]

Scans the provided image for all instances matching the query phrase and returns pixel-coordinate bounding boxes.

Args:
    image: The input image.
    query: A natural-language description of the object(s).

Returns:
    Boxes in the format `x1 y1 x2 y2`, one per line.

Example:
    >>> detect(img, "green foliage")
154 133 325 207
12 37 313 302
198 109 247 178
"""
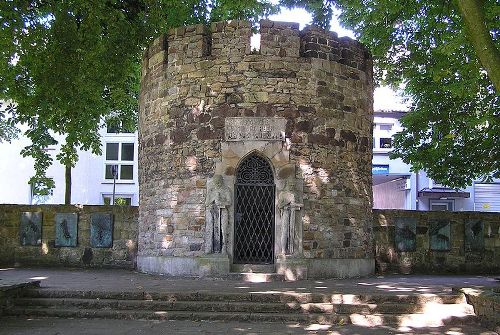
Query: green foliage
209 0 277 26
114 197 129 206
335 0 499 188
0 0 276 196
0 101 19 142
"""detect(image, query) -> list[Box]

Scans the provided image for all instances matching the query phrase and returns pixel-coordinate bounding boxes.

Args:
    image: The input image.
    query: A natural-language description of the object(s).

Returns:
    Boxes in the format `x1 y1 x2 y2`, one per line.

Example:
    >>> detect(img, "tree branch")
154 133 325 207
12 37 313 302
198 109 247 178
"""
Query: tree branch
456 0 500 92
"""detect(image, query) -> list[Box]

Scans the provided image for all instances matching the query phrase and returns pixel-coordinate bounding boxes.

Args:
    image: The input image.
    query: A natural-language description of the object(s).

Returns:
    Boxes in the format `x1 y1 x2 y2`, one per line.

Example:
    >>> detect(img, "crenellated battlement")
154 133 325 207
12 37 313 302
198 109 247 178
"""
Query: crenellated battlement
142 19 371 75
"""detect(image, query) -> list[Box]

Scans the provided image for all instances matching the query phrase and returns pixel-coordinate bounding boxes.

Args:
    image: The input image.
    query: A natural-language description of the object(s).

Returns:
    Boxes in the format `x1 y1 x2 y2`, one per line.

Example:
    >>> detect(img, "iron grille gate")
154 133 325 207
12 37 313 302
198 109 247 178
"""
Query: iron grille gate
234 154 275 264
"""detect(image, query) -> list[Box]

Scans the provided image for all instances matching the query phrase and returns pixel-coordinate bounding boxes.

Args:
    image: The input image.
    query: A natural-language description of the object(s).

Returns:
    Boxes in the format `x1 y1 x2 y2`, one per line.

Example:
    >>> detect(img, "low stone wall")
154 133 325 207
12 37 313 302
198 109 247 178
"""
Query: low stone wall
0 205 138 268
2 205 498 276
461 287 500 333
374 210 500 274
0 281 40 316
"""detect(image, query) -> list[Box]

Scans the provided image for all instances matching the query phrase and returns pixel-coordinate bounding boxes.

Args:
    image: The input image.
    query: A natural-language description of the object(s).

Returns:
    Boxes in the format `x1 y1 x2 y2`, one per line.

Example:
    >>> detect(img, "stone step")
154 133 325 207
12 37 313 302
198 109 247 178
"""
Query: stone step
6 306 478 327
230 264 275 273
21 289 466 305
223 272 285 282
14 297 475 315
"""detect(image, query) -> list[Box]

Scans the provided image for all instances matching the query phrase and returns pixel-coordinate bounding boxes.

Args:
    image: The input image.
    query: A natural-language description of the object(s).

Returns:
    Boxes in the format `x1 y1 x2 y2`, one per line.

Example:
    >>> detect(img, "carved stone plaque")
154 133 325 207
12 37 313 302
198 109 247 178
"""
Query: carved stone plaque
465 219 484 252
90 213 113 248
55 213 78 247
395 217 416 252
225 117 286 141
429 219 451 251
20 212 42 246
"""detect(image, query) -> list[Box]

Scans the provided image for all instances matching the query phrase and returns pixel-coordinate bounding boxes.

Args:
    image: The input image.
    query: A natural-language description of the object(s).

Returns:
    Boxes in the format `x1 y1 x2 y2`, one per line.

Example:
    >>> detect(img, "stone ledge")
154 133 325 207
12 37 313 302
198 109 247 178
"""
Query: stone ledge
137 255 230 277
0 279 40 291
138 256 374 280
461 287 500 333
0 279 40 317
306 258 375 279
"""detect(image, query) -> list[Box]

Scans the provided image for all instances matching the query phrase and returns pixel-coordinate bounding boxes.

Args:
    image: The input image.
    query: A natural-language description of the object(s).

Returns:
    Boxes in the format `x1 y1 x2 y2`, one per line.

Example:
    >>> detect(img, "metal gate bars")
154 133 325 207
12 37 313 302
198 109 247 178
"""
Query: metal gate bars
234 154 275 264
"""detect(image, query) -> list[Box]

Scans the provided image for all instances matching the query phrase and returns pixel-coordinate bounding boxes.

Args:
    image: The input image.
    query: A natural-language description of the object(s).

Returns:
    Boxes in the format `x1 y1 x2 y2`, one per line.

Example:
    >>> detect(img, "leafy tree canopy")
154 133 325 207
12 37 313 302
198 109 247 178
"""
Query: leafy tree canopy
0 0 276 196
282 0 499 188
0 101 19 142
2 0 498 194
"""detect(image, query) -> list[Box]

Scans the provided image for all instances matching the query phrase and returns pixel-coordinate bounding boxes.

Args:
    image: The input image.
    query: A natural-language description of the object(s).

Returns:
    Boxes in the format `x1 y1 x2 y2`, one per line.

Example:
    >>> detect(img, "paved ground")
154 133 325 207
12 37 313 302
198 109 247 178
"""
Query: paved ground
0 267 498 295
0 267 498 334
0 317 498 335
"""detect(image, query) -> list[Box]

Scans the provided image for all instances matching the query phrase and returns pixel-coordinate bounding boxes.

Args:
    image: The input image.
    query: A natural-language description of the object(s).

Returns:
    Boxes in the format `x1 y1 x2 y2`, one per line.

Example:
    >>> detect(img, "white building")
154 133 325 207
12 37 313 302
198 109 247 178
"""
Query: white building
1 107 498 212
372 109 500 212
0 124 139 206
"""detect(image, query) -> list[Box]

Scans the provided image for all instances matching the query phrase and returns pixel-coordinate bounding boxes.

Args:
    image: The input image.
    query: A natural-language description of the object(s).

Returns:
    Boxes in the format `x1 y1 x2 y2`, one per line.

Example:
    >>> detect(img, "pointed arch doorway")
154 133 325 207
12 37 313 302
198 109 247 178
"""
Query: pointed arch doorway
233 153 275 264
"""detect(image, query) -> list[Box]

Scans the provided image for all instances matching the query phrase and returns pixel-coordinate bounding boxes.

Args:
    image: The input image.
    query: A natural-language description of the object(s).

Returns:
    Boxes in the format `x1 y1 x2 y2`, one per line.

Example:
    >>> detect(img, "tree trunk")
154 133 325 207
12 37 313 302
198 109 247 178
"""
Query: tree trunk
65 164 71 204
456 0 500 92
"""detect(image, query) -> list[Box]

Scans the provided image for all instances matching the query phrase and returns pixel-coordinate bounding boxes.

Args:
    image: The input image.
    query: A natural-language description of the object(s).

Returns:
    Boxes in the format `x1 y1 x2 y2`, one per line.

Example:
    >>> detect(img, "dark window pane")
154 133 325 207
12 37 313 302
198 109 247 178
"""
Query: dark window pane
106 143 119 160
121 165 133 180
115 197 132 206
106 124 119 133
105 164 118 179
121 143 134 161
107 121 134 133
103 197 111 205
121 123 134 133
380 138 392 148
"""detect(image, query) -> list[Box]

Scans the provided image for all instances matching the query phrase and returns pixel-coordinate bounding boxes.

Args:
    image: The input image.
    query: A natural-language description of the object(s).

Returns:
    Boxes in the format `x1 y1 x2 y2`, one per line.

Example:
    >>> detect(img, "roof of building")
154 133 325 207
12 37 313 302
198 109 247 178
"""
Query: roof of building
418 187 470 198
373 109 408 119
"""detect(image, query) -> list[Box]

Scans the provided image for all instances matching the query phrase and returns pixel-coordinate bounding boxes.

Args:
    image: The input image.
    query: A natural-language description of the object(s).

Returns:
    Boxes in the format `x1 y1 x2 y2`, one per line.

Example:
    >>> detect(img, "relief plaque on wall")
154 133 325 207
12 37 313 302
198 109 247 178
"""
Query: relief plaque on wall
20 212 42 246
90 213 113 248
464 219 484 252
429 219 451 251
225 117 286 141
55 213 78 247
394 217 417 251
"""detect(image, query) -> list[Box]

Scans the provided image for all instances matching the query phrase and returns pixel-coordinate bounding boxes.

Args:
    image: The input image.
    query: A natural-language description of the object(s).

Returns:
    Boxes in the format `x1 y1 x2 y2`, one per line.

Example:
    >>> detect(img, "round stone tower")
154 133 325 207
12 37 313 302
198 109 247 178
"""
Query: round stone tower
138 20 374 279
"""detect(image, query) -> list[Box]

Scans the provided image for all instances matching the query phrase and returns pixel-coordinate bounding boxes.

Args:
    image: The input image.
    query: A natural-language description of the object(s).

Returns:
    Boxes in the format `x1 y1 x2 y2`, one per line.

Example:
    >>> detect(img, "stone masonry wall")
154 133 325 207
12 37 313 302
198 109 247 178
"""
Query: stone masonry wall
0 205 138 268
139 20 373 266
462 287 500 333
374 209 500 274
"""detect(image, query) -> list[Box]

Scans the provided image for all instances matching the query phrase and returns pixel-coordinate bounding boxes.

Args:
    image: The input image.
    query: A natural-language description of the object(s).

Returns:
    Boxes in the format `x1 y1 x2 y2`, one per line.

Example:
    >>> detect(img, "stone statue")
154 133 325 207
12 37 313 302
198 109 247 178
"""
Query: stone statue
278 178 302 255
205 175 232 254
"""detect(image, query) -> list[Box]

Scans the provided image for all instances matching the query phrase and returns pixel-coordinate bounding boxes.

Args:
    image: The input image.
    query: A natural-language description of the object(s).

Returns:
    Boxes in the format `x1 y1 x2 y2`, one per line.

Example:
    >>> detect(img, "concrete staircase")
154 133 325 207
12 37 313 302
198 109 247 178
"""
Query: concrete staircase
7 288 478 327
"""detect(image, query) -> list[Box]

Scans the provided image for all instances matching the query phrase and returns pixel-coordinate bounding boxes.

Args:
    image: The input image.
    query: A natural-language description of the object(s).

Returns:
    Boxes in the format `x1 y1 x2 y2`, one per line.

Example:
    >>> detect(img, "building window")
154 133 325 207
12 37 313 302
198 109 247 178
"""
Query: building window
430 199 454 211
380 138 392 148
103 195 132 206
106 121 133 134
379 124 393 131
104 142 134 181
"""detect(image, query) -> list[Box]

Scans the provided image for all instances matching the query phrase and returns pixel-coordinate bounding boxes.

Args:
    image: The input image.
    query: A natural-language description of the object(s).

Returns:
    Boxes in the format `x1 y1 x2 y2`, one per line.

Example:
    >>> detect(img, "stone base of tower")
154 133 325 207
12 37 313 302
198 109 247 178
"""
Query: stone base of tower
276 257 375 280
137 255 374 279
137 255 230 277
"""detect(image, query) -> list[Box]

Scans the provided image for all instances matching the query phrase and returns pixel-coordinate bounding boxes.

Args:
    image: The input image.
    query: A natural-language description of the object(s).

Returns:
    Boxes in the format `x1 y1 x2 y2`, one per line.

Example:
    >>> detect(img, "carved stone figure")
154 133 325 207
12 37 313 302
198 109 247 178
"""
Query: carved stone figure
278 178 302 255
205 175 232 254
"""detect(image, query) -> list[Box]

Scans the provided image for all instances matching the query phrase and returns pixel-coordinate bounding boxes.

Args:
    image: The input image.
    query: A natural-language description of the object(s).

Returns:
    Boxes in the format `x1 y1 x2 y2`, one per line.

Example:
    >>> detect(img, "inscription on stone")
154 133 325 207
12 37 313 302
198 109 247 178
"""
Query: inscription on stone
429 219 451 251
394 217 416 252
20 212 42 246
225 117 286 141
90 213 113 248
55 213 78 247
